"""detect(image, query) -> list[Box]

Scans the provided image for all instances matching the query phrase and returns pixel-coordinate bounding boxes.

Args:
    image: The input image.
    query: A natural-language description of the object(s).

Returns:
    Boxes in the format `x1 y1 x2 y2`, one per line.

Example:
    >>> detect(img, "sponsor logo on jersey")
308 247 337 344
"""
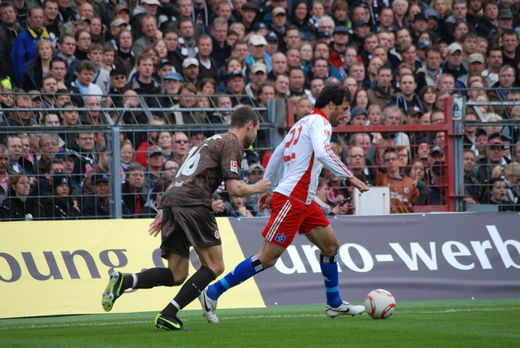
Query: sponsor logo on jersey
275 234 286 243
230 160 238 173
214 230 220 239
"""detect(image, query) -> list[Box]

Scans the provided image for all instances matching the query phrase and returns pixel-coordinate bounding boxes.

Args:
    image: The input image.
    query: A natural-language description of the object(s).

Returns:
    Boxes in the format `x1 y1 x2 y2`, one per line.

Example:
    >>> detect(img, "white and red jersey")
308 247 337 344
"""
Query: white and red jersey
264 108 354 205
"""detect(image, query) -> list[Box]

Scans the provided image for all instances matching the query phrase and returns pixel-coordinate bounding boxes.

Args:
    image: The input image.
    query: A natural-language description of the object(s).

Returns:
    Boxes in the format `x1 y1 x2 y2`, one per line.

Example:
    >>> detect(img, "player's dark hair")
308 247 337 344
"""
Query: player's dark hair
314 85 351 109
230 105 259 128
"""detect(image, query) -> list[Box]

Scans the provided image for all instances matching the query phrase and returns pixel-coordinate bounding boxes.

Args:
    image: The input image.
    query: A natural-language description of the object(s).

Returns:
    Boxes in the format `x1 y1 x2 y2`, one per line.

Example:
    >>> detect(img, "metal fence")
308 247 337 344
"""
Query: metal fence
0 92 280 220
457 95 520 212
1 91 518 220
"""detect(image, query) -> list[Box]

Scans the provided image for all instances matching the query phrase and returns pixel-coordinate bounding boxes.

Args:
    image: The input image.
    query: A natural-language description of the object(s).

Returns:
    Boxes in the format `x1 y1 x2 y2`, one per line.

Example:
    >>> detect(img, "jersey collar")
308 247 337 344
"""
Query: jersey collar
311 108 328 120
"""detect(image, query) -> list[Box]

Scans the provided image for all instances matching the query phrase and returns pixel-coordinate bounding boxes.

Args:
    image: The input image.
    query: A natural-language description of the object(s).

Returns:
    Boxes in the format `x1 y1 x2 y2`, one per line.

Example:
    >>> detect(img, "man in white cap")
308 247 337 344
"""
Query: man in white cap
441 42 467 88
245 34 272 72
270 7 287 41
110 18 129 47
181 57 200 85
466 53 486 76
245 62 267 100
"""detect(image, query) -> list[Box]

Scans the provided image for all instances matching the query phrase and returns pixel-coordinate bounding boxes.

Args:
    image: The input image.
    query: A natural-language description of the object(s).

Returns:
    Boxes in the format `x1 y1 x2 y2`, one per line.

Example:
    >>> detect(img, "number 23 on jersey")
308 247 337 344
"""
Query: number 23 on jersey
284 125 302 163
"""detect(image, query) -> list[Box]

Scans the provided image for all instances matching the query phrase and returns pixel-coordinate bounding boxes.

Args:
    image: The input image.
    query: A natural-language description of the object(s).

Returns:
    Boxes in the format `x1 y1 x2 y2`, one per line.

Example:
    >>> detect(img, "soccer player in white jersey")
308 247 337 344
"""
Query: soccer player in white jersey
200 85 370 323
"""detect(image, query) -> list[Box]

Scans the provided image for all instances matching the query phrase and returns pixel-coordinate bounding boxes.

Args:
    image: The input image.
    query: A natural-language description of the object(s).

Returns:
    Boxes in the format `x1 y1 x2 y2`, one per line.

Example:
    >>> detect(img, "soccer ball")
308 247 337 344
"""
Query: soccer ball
364 289 396 319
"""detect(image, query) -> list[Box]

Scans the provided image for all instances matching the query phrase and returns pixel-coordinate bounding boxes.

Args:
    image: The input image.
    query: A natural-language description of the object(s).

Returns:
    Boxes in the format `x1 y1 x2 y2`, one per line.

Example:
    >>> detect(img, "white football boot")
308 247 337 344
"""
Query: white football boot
199 288 219 323
326 300 365 318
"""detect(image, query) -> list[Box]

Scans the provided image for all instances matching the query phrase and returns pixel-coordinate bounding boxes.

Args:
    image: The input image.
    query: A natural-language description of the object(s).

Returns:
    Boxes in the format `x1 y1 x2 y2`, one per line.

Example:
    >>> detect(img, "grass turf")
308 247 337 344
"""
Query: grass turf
2 298 519 347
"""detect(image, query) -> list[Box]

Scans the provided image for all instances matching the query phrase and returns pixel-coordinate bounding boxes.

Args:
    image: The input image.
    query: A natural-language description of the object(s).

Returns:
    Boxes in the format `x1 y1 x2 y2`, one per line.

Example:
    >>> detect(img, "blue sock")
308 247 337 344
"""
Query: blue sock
206 255 264 301
320 254 342 308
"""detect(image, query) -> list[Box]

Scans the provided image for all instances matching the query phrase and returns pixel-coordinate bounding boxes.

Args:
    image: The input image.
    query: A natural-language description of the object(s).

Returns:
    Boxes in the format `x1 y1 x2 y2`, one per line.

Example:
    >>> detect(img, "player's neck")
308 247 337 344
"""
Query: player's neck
228 128 246 147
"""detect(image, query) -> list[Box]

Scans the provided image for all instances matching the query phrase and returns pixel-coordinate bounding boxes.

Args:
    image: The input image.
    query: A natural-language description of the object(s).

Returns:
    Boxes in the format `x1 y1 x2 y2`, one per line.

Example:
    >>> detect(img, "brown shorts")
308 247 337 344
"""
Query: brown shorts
160 205 221 259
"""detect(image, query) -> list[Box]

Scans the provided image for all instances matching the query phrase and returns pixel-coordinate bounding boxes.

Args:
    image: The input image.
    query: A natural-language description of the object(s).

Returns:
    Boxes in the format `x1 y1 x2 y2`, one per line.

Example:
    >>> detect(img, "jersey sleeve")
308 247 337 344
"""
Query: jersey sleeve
219 136 244 181
263 139 285 193
310 118 354 180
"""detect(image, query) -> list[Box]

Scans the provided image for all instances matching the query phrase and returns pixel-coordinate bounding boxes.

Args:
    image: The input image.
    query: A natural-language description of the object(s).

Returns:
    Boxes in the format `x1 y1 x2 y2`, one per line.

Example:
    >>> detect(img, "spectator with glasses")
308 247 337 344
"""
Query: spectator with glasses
162 159 178 183
474 133 509 203
143 145 165 196
172 132 189 164
347 145 374 186
35 133 59 174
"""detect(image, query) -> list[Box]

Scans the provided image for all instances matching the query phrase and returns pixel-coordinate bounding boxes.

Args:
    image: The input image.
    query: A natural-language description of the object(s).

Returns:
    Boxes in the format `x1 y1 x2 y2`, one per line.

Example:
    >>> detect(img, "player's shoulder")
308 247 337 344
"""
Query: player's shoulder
205 132 239 148
218 132 242 150
304 112 331 128
208 132 243 157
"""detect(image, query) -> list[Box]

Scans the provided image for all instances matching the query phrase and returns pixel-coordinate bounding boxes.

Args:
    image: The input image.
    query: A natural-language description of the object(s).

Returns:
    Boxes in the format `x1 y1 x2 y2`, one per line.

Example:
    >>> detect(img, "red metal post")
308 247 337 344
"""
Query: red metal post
286 99 295 128
444 97 455 212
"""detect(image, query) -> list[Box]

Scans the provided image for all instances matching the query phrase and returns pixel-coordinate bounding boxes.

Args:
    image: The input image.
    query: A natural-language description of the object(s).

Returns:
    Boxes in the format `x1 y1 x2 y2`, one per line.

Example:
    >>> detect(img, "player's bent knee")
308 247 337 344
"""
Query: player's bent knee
174 272 188 285
203 261 225 276
321 241 339 257
258 254 279 268
168 266 188 285
174 274 188 285
211 263 226 276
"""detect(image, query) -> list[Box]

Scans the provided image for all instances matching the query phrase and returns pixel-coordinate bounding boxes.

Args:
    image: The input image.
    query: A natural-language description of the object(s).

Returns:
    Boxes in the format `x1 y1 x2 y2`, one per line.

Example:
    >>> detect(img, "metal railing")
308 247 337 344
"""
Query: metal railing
0 92 282 220
1 90 518 219
456 95 520 212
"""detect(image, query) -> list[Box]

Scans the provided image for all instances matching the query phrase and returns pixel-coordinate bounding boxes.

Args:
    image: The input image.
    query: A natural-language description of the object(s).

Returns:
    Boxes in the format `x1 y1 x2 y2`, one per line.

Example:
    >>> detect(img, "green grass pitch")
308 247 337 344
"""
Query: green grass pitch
2 298 519 347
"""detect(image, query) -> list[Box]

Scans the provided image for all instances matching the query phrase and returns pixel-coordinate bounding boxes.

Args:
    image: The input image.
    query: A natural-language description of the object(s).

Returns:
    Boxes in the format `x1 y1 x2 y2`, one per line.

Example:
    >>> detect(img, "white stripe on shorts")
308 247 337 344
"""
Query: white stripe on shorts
266 200 292 241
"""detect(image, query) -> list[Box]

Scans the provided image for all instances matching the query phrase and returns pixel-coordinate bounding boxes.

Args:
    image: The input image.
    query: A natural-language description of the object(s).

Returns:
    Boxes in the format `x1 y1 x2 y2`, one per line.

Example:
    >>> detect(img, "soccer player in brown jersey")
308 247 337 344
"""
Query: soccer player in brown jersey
101 105 271 330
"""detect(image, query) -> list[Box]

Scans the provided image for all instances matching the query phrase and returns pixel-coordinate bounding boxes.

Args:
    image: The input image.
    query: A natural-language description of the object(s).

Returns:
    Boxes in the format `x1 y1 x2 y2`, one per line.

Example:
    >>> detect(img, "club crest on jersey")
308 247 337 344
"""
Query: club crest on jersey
275 234 286 243
324 129 330 136
230 160 238 173
214 230 220 239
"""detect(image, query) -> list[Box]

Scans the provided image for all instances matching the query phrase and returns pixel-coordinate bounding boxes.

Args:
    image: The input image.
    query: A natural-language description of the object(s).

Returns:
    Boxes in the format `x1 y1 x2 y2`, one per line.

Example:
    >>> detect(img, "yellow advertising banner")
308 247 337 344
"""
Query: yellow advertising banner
0 218 265 319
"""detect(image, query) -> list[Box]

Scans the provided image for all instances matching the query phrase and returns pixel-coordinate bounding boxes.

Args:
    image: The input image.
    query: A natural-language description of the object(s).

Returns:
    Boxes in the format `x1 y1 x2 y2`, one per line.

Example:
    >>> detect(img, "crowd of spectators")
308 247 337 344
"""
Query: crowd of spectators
0 0 519 220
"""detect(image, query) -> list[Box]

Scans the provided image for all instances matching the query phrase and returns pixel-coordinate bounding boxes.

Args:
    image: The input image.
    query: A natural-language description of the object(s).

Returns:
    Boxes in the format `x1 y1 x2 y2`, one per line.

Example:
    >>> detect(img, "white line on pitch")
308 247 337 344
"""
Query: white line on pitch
0 307 514 330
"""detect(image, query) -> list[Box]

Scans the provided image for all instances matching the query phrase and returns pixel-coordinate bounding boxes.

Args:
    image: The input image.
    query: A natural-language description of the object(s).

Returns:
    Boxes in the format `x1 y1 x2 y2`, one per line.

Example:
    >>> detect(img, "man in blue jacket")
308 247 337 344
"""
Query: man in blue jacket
10 6 50 84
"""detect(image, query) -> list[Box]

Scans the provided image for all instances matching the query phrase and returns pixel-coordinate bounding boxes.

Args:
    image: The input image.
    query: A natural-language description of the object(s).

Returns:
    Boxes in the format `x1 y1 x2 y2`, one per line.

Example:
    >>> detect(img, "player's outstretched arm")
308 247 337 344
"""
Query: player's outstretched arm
226 178 271 197
258 192 272 213
349 176 370 193
149 209 163 237
310 119 356 180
